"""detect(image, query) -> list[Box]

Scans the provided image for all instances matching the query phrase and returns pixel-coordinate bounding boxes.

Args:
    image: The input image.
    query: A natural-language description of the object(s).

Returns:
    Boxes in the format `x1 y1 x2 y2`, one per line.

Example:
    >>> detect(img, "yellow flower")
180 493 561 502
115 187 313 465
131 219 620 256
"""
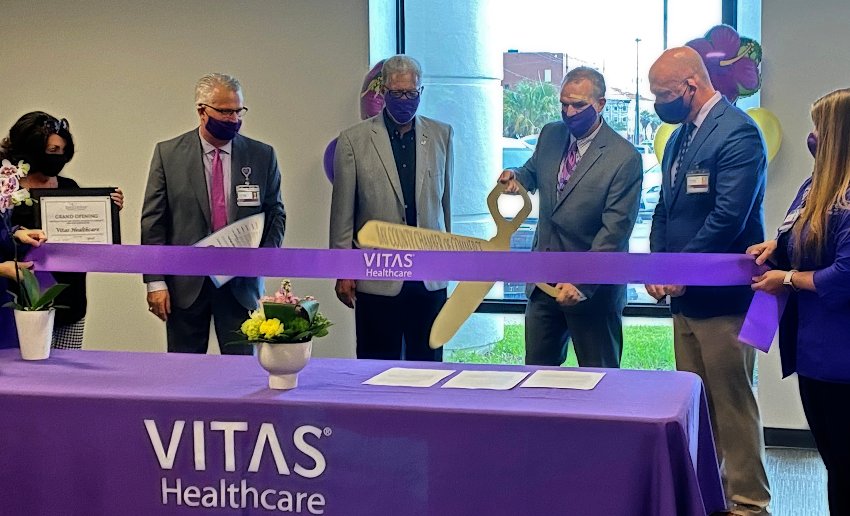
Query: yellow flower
241 319 263 341
259 318 285 340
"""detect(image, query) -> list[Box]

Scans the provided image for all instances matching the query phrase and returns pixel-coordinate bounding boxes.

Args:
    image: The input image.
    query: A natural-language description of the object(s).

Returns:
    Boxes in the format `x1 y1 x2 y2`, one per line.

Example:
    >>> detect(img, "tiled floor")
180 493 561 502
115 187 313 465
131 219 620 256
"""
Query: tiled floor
766 447 828 516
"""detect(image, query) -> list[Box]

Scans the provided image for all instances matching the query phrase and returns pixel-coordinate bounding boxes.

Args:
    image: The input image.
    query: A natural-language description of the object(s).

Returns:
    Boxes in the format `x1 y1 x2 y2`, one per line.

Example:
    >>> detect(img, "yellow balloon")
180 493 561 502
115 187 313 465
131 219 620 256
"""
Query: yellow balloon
653 123 678 163
746 107 783 162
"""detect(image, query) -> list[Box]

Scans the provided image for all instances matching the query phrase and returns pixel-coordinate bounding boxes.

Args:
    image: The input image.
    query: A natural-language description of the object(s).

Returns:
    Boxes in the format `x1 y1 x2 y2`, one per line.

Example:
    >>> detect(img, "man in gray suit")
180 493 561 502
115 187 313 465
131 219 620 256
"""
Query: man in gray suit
499 66 642 368
141 73 286 354
330 55 453 361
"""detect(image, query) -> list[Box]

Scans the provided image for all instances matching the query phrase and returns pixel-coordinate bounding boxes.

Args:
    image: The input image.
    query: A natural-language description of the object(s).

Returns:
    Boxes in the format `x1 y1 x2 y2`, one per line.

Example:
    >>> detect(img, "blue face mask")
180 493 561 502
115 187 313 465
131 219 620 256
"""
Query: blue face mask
807 132 818 157
205 116 242 141
384 95 420 125
562 104 599 137
654 84 694 124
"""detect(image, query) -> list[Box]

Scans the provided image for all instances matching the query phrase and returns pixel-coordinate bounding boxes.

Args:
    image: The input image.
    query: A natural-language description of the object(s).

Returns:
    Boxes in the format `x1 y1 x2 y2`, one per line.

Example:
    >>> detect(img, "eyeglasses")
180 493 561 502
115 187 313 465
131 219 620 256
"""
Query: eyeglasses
385 87 424 100
200 104 248 118
43 118 69 134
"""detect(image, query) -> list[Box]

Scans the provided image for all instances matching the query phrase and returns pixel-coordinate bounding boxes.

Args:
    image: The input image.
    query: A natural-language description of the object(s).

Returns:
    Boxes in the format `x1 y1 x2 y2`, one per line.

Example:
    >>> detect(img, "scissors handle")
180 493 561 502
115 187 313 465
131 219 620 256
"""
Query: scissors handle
488 182 532 236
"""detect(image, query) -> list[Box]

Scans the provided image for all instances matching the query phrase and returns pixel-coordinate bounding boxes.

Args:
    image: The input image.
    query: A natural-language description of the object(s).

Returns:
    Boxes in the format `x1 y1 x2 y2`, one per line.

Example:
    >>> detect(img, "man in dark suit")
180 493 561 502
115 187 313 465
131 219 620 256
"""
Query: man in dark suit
646 47 770 516
330 55 453 361
499 66 642 368
141 73 286 354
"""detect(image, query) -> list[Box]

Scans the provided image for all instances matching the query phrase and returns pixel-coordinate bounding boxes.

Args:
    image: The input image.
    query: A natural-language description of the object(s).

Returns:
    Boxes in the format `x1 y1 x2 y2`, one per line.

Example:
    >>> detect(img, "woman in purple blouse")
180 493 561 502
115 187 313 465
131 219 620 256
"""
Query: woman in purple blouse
748 88 850 515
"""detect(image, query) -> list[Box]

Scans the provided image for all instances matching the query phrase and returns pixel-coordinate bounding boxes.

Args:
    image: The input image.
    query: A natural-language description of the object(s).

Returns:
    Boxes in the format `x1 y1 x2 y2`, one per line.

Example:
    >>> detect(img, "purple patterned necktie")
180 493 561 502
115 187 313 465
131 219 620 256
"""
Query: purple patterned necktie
557 140 578 197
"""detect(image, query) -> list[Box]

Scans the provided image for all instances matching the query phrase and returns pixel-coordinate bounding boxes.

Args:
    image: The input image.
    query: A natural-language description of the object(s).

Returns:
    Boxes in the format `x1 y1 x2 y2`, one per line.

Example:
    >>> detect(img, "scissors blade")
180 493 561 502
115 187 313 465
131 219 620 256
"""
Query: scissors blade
429 281 494 349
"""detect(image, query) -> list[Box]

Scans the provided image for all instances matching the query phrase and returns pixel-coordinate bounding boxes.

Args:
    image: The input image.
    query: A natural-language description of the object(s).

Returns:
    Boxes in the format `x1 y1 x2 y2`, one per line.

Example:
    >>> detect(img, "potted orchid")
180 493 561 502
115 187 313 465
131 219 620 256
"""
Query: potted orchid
232 280 331 389
1 159 67 360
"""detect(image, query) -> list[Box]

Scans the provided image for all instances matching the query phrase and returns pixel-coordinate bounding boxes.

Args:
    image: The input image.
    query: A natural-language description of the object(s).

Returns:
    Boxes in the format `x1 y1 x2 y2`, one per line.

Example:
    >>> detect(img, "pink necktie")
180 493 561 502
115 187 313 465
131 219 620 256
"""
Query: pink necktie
557 140 578 197
210 148 227 231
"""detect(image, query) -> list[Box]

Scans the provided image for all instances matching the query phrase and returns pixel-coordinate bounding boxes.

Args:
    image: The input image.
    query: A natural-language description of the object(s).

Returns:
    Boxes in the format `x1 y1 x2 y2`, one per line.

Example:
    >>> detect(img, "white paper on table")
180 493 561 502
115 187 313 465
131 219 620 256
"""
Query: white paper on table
194 212 265 287
441 370 529 390
520 370 605 390
362 367 455 388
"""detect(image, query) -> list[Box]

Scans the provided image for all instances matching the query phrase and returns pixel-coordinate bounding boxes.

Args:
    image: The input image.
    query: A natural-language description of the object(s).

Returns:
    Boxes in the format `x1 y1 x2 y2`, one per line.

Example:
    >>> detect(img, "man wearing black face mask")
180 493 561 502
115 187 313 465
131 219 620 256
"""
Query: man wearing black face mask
646 47 770 516
499 66 642 369
141 73 286 355
330 55 453 362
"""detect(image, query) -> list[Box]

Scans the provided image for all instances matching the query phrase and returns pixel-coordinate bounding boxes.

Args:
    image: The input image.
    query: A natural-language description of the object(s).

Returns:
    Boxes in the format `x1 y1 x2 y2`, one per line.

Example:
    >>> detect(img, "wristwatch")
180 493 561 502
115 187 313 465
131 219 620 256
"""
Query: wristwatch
783 270 800 291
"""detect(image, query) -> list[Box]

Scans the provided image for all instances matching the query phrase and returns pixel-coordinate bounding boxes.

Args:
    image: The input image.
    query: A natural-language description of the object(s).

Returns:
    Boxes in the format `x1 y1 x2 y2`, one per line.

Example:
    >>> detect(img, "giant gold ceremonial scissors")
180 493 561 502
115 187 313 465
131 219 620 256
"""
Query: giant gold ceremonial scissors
357 182 557 349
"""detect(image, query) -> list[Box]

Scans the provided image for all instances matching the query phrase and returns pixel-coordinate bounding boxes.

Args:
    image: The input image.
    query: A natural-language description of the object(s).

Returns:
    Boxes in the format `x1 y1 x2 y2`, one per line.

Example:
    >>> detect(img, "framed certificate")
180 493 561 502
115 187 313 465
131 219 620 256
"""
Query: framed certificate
32 188 121 244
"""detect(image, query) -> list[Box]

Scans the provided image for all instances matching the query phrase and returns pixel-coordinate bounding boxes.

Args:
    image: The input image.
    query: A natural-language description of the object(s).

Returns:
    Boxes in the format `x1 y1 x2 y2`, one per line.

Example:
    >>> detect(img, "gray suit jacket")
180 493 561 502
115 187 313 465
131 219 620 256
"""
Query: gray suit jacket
141 129 286 310
329 114 453 296
513 120 642 314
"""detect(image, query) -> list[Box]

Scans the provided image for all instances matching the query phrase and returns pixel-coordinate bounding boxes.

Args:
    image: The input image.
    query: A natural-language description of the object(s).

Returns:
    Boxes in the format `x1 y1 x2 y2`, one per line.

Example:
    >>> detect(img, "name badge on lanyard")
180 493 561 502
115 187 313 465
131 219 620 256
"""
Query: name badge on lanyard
236 167 261 207
686 168 710 194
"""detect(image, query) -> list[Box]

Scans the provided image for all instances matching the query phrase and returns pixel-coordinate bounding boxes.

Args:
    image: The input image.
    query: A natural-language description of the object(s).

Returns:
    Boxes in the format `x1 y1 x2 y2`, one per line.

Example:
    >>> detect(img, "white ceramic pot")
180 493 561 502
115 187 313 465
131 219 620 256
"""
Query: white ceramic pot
14 309 54 361
256 340 312 390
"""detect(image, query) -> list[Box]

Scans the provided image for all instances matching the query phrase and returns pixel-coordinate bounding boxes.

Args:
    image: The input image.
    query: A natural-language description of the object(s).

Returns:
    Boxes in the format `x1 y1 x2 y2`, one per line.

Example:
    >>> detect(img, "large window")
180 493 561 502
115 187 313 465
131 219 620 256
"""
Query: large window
494 0 723 305
396 0 732 360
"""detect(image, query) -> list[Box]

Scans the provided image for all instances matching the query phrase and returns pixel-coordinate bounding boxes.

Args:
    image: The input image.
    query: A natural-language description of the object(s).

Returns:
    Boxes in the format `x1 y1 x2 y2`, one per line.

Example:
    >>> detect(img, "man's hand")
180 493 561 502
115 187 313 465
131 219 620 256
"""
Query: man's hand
335 279 357 309
555 283 584 306
0 260 32 280
645 284 666 301
13 229 46 247
147 290 170 321
747 239 777 266
498 169 521 194
665 285 686 297
644 284 686 300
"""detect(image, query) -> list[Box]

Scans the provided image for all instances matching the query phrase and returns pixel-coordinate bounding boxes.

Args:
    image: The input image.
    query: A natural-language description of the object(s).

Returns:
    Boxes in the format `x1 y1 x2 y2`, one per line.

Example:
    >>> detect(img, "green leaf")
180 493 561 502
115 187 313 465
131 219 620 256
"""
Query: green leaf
19 268 40 308
262 302 299 323
30 284 69 311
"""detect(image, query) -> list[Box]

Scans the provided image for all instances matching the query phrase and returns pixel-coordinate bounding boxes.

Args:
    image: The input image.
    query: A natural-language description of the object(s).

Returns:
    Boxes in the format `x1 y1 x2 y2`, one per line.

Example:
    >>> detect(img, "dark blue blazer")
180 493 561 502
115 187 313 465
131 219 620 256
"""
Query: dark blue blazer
650 97 767 317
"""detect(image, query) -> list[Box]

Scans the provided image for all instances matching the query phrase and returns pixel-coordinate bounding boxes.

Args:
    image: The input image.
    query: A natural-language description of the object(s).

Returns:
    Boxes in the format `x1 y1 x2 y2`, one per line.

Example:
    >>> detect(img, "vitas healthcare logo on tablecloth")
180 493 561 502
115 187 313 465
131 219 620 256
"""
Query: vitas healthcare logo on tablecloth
144 419 331 514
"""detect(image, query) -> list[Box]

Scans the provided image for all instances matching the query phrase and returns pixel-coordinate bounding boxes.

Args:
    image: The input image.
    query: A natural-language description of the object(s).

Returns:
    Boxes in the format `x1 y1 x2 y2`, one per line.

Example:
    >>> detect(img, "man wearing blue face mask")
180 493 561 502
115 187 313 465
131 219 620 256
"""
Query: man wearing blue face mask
499 66 642 368
646 47 770 516
141 73 286 354
330 55 453 361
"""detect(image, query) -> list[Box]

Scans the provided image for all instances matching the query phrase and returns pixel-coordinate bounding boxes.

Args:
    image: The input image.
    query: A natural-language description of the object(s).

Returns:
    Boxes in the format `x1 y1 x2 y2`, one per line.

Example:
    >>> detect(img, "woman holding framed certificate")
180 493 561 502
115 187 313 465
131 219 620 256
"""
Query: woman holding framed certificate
0 111 124 349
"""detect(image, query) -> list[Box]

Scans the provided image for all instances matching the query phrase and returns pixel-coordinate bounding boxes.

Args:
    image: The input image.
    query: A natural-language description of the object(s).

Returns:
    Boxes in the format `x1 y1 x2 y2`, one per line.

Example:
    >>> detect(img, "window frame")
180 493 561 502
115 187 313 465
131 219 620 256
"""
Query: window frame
396 0 738 318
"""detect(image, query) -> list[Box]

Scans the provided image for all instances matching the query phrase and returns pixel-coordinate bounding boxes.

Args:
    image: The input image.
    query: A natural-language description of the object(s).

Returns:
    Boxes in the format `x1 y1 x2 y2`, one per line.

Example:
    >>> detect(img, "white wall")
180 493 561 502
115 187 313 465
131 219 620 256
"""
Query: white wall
1 0 370 356
758 0 850 429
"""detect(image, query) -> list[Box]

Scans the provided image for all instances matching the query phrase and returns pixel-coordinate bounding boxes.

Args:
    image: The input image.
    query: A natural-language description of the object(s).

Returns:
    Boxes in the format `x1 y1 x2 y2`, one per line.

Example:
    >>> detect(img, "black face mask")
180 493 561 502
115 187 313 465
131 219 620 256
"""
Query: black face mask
32 153 67 177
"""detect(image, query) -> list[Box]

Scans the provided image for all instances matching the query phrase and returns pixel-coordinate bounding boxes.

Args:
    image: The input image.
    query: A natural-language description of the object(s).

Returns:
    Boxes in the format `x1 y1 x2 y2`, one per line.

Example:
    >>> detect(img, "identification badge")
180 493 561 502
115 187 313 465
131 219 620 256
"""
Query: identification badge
236 184 261 206
686 169 710 194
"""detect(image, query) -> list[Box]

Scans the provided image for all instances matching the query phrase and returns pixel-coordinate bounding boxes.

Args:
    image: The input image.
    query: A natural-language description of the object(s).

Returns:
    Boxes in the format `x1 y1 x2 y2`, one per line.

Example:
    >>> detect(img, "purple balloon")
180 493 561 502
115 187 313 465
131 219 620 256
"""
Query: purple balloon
323 138 338 183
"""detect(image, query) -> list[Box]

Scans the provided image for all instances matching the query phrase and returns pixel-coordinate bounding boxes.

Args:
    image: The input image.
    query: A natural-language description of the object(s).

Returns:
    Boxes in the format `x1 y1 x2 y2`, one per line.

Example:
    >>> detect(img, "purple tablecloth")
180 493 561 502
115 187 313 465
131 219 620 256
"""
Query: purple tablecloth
0 350 724 515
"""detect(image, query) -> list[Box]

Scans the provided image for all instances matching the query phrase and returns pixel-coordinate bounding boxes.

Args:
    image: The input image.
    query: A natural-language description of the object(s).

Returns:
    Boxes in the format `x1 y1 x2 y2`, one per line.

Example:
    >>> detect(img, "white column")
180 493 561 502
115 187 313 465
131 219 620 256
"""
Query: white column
404 0 505 352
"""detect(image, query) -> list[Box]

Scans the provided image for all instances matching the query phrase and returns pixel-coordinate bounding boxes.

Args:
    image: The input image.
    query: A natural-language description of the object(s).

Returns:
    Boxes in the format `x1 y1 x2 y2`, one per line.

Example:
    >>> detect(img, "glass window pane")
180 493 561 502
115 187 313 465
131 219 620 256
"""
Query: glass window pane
445 314 675 370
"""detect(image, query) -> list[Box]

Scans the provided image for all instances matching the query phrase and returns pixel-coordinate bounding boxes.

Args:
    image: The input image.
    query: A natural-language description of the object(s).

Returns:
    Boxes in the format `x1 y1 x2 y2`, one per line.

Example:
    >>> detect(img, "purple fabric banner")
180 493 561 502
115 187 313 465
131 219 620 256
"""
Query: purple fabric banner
739 290 788 352
27 243 765 285
0 350 726 516
24 244 780 350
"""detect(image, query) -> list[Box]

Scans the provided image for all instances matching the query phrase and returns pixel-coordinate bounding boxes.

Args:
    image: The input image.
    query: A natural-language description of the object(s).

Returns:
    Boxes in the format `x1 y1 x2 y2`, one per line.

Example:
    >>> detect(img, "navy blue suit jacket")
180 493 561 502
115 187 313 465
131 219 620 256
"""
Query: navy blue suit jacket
650 97 766 317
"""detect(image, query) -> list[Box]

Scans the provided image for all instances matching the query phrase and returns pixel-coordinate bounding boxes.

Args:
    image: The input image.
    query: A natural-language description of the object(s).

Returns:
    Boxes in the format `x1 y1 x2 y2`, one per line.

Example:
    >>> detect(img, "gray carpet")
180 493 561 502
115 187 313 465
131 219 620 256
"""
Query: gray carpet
766 447 828 516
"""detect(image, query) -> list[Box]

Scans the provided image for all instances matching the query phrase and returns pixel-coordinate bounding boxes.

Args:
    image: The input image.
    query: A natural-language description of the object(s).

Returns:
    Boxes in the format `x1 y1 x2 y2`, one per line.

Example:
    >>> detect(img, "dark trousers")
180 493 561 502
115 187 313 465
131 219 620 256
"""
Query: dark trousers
798 375 850 516
354 282 446 361
524 288 623 367
166 279 252 355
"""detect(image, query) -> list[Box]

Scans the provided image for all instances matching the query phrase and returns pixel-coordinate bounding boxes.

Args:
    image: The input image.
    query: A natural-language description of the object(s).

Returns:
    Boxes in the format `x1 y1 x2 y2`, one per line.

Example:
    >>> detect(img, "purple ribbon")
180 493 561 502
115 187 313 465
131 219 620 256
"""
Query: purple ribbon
25 244 779 350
